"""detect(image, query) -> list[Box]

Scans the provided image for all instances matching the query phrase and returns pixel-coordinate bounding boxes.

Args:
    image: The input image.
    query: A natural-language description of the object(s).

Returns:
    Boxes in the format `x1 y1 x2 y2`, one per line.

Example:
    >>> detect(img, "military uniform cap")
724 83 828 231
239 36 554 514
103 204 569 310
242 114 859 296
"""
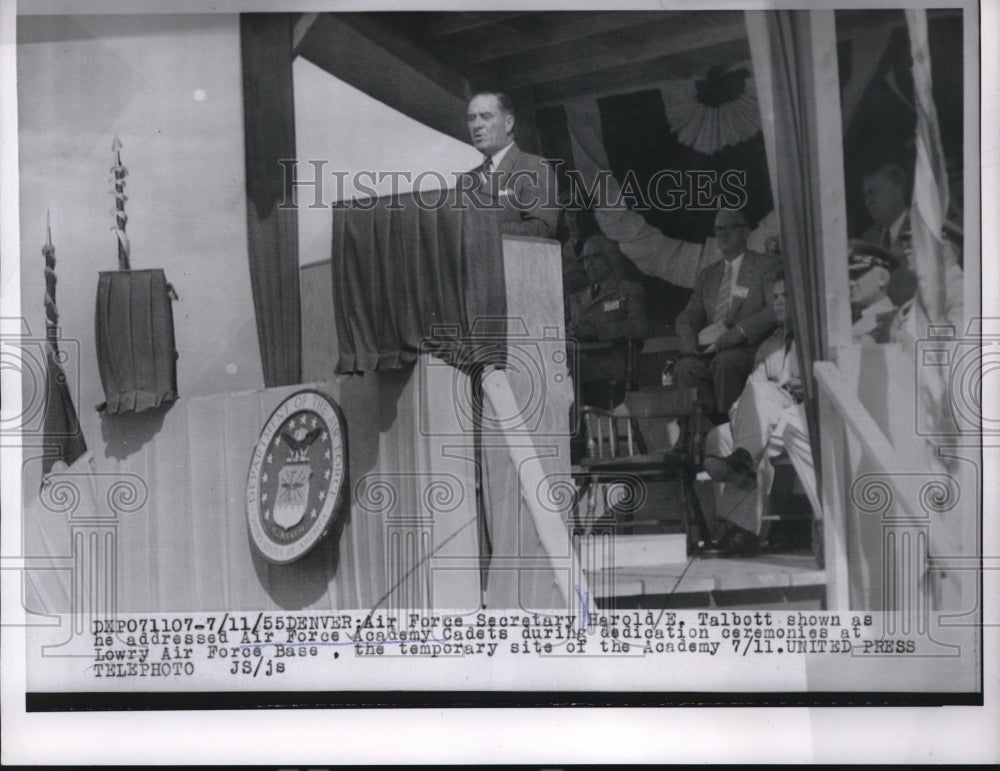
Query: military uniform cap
848 239 899 276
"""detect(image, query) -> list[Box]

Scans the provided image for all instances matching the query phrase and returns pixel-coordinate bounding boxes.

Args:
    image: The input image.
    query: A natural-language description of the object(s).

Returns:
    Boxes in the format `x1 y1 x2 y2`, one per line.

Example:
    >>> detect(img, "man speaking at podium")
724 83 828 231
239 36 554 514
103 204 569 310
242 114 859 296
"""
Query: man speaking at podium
465 91 558 239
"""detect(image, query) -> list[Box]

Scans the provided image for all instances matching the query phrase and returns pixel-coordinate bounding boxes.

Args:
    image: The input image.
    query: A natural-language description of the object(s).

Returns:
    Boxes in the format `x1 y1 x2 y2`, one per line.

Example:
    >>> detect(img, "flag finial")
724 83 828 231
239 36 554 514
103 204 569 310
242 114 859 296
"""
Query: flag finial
43 210 54 261
110 135 131 270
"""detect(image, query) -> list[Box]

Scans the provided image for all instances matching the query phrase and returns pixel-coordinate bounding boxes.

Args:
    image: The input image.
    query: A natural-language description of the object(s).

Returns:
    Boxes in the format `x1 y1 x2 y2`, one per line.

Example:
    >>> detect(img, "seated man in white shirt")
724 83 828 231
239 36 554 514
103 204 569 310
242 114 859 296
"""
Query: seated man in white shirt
701 271 818 556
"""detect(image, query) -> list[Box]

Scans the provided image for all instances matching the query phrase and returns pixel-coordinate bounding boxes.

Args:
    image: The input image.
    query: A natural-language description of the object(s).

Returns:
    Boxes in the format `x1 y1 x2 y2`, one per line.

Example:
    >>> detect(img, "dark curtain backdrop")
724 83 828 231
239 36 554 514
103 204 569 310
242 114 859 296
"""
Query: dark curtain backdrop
597 89 774 243
536 101 695 324
332 190 507 375
241 14 301 387
536 104 577 201
765 10 828 477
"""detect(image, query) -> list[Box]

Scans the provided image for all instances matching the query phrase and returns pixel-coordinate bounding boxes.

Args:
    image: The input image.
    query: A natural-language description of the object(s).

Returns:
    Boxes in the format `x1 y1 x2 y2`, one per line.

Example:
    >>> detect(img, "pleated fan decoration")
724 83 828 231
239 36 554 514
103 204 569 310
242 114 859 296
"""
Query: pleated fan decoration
661 67 761 155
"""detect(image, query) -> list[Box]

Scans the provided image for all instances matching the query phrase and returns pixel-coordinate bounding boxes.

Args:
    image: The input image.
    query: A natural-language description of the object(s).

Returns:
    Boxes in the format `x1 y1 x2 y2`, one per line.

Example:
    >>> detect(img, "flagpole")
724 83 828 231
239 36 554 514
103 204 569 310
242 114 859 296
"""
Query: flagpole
111 135 131 271
43 210 59 352
40 214 88 483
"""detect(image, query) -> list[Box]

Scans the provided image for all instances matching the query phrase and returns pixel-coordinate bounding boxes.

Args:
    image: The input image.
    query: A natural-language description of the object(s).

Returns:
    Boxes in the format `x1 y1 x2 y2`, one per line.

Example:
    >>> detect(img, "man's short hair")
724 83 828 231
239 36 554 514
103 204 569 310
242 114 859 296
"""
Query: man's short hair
769 268 785 285
714 208 751 228
863 163 909 196
469 90 514 117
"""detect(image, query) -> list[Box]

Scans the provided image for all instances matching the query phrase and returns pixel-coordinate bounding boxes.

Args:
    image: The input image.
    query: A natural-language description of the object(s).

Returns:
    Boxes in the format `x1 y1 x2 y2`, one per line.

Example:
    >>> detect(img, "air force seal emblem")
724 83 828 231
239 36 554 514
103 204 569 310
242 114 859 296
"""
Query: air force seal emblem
246 390 348 564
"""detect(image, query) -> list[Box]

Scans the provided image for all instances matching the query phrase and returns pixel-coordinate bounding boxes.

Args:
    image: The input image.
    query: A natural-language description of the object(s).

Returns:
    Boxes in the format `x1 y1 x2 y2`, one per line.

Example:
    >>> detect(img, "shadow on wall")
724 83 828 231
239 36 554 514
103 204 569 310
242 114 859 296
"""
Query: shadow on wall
100 402 174 461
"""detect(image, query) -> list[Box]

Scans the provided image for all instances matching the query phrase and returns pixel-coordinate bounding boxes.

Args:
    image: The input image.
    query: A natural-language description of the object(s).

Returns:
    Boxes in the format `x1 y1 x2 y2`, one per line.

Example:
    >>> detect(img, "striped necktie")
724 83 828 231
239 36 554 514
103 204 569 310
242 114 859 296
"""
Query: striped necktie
481 156 493 186
714 260 734 323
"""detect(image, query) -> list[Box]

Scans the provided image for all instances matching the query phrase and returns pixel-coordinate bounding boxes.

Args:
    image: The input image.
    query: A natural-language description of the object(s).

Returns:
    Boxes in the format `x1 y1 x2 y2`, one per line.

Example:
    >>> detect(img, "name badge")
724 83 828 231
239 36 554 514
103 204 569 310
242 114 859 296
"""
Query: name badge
603 299 621 312
732 285 749 299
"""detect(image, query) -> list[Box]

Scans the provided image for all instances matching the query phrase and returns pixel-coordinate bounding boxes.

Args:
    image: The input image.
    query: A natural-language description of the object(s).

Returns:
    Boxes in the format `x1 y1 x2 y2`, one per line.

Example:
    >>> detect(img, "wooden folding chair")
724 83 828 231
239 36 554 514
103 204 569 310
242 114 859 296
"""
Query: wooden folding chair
571 386 715 551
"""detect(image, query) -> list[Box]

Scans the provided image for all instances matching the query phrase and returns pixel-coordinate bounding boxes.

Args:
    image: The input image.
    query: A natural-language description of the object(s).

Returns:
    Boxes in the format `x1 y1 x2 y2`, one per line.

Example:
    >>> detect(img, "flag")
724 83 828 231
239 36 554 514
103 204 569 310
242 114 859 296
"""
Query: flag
906 9 953 326
41 213 87 482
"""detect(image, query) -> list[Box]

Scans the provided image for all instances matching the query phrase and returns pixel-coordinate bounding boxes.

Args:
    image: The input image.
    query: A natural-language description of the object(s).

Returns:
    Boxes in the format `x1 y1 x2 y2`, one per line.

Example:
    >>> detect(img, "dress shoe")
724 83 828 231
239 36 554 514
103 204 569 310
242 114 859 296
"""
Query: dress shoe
703 447 756 490
718 525 760 557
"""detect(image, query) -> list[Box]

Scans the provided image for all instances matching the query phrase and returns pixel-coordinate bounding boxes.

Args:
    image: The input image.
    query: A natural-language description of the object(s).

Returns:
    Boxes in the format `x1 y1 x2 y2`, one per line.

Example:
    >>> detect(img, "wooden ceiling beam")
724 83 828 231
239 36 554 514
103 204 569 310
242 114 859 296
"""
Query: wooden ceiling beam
292 12 320 53
834 6 962 39
533 42 751 105
334 13 469 99
295 14 470 145
467 11 683 65
501 19 747 92
425 12 529 38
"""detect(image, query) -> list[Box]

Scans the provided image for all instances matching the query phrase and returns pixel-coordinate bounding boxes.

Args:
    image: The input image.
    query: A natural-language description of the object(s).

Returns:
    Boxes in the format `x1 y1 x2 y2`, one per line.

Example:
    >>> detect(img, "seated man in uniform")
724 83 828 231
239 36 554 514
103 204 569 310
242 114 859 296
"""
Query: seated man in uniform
566 235 649 409
673 208 780 421
848 239 898 345
701 271 817 556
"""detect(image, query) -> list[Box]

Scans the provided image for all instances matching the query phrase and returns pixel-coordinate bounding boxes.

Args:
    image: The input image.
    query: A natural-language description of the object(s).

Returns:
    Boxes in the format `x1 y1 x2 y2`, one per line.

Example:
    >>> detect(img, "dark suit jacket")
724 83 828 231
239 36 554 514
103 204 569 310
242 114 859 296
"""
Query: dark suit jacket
567 274 649 382
861 212 910 254
676 249 780 351
470 144 558 239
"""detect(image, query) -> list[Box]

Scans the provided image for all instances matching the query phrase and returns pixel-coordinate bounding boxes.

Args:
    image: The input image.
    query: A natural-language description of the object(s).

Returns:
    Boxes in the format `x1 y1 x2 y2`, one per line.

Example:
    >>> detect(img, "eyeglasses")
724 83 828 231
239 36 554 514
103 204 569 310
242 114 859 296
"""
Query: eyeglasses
714 225 748 236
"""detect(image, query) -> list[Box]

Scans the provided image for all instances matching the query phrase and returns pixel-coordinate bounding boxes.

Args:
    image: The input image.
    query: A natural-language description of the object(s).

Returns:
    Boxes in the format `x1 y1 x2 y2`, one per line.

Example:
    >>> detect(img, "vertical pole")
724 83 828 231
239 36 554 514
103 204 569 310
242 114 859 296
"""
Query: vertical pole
240 13 302 387
471 363 491 608
809 10 852 354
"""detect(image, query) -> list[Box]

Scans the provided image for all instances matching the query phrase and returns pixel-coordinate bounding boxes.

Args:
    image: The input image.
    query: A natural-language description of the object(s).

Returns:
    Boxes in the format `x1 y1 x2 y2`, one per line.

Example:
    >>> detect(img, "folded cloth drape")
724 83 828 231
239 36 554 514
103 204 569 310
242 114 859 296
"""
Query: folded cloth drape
333 189 507 375
95 269 178 415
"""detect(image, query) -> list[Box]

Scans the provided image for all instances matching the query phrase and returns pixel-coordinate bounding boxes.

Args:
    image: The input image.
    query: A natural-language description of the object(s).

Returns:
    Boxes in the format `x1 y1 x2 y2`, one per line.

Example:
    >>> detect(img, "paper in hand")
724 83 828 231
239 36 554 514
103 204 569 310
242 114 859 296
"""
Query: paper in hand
698 320 728 348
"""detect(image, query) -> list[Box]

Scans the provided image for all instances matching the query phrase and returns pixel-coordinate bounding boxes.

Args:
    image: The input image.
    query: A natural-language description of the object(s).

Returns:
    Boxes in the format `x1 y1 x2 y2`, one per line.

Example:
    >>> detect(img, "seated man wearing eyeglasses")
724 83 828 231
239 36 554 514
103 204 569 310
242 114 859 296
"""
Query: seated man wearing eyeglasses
673 209 780 421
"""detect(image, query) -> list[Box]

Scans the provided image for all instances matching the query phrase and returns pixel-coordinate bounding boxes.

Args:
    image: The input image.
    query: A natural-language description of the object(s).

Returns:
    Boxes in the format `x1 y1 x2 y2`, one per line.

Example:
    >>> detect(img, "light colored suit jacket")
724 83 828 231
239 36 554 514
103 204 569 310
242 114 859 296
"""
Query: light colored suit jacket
750 325 798 387
470 144 558 239
676 249 781 350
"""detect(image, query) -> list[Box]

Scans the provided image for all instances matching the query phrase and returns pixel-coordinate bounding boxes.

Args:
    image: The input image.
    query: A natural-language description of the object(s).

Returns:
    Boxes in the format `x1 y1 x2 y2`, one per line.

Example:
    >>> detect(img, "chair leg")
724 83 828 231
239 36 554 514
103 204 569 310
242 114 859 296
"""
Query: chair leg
575 478 600 535
683 466 716 551
571 483 585 532
677 411 716 552
677 473 695 551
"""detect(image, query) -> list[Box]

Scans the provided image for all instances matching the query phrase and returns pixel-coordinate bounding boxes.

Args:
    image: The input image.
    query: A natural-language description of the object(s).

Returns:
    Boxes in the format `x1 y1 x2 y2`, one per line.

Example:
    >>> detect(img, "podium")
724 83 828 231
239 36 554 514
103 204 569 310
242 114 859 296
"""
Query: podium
24 235 579 620
302 235 576 612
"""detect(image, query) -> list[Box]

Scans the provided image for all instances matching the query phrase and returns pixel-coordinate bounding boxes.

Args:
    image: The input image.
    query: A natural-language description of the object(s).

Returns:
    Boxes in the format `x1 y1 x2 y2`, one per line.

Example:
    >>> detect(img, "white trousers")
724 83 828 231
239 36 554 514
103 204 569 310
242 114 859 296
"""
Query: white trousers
704 380 820 535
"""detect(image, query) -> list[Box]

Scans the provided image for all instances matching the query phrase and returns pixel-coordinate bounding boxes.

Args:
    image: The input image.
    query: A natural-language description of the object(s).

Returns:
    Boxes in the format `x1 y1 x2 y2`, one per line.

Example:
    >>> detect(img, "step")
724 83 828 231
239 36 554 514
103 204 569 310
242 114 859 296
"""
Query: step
577 532 688 572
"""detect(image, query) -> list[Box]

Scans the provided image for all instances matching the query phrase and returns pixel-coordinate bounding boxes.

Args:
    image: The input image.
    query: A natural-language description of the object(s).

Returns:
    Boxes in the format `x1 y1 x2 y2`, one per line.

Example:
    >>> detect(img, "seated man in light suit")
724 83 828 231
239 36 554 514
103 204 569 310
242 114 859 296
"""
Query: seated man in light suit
673 208 780 420
465 90 558 239
566 235 649 409
701 271 818 557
